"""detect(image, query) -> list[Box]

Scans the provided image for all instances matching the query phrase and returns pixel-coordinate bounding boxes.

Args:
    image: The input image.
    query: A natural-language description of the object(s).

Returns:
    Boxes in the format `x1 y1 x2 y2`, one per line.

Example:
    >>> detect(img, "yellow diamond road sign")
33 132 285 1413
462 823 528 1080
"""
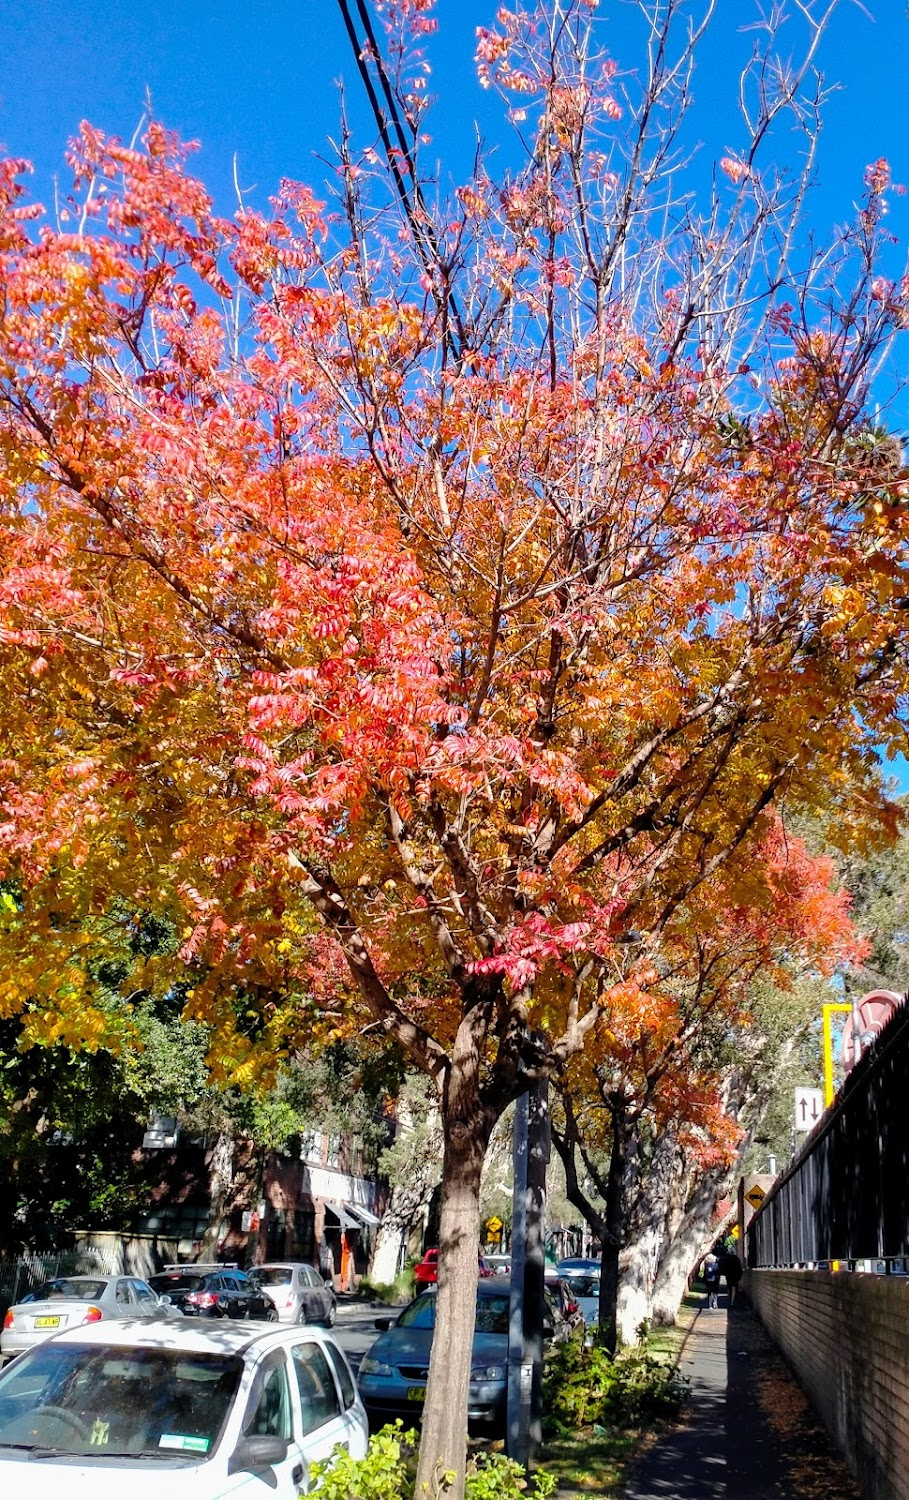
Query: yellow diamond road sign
486 1216 503 1233
745 1184 766 1210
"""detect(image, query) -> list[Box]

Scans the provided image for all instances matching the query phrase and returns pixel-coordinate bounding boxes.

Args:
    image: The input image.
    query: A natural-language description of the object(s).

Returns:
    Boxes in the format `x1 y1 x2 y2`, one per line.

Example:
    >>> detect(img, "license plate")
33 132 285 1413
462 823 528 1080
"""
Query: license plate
406 1386 426 1402
34 1316 60 1329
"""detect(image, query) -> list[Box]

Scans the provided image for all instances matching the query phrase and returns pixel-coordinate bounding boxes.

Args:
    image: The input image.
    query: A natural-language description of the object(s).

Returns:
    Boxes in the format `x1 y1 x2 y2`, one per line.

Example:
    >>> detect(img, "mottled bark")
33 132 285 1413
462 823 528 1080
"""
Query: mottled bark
650 1164 734 1323
415 1026 492 1500
198 1131 234 1262
616 1130 683 1343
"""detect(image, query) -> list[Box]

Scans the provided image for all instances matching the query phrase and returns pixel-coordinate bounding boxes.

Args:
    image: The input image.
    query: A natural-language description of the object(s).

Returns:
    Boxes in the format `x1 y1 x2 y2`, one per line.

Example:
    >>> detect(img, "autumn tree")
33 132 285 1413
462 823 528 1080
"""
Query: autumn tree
551 820 864 1345
1 1 908 1490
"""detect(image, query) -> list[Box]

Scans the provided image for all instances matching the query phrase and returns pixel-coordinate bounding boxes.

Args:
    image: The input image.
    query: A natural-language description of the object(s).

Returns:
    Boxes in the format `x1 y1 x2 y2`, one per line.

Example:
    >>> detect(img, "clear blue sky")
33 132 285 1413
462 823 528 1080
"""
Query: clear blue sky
2 0 907 229
1 0 907 790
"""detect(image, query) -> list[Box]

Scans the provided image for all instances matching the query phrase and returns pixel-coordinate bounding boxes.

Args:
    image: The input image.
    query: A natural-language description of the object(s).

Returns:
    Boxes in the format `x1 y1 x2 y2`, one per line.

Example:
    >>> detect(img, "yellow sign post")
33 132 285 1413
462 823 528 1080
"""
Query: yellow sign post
745 1184 766 1211
822 1002 853 1106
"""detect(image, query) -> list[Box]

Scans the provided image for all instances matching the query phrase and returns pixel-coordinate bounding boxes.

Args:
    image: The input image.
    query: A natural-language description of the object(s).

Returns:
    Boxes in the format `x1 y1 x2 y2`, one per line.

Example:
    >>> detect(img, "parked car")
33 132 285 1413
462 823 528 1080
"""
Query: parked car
556 1256 601 1275
413 1249 497 1292
483 1254 512 1276
148 1267 277 1321
248 1263 337 1327
413 1248 440 1292
555 1257 601 1326
0 1316 367 1496
358 1281 568 1430
1 1275 182 1363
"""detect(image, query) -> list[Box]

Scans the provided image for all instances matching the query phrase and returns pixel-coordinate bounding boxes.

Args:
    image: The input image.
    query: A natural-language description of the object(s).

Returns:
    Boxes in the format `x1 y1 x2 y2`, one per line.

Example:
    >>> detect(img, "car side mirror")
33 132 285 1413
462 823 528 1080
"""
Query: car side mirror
158 1294 172 1306
374 1316 393 1331
324 1277 334 1289
227 1434 290 1476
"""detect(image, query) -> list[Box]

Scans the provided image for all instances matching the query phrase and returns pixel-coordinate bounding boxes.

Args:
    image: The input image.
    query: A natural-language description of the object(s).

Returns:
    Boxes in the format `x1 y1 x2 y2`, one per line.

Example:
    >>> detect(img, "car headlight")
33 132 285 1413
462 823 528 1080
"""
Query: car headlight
359 1356 395 1377
471 1364 505 1381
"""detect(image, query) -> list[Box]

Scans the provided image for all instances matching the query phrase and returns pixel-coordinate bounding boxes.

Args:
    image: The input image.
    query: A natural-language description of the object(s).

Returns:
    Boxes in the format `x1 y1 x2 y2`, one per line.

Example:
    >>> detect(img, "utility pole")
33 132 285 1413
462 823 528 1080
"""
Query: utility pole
507 1080 550 1468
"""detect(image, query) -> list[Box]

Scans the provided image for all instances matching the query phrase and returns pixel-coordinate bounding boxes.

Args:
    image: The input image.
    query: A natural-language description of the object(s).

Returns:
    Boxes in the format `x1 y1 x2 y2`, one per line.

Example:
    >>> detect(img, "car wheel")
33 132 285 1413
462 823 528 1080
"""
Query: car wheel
323 1300 336 1328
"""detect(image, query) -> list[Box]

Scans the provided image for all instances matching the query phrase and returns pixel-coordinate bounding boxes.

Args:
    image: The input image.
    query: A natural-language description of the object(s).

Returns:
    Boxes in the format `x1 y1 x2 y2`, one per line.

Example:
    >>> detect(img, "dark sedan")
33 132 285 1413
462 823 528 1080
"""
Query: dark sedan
357 1280 567 1431
148 1267 276 1320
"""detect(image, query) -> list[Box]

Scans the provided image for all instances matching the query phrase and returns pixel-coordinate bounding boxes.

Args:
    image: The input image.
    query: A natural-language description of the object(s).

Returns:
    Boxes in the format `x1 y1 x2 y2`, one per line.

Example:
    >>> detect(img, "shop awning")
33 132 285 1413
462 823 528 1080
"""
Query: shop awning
344 1202 382 1228
323 1201 359 1230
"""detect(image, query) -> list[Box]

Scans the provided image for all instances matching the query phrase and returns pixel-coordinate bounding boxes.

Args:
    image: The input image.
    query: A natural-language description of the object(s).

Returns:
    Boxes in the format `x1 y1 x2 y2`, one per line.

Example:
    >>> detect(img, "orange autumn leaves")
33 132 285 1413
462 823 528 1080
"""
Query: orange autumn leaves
0 105 904 1103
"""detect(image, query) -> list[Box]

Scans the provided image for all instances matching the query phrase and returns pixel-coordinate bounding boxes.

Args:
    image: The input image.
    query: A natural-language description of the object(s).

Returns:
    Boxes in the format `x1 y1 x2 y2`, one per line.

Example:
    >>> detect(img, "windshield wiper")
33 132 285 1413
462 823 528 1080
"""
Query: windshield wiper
23 1446 188 1462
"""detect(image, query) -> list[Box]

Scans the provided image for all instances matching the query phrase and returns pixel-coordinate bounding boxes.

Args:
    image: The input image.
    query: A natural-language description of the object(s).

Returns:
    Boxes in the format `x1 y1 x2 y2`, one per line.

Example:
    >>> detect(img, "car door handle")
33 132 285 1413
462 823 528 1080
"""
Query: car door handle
292 1463 305 1484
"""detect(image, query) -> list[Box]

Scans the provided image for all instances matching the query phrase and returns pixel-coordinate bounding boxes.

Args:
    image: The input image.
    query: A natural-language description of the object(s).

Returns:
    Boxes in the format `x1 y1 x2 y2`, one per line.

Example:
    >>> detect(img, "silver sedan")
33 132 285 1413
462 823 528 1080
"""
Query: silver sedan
1 1274 181 1361
249 1262 338 1326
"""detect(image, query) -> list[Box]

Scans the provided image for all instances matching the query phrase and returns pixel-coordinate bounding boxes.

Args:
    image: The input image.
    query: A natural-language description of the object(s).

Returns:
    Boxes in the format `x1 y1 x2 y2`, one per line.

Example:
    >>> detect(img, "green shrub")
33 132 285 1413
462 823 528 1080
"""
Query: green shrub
356 1266 416 1304
308 1422 555 1499
542 1332 688 1435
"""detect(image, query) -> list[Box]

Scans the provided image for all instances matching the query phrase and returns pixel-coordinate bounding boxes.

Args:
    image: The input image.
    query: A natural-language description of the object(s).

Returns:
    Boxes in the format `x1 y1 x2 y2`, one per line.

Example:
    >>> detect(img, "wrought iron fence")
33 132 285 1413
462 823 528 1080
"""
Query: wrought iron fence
0 1245 121 1317
748 998 909 1268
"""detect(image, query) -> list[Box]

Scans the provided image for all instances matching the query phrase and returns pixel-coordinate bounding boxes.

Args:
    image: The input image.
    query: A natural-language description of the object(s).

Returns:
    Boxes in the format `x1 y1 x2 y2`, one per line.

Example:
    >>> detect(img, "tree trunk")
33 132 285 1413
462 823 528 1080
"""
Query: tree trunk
415 1040 491 1500
198 1130 234 1262
616 1127 683 1343
370 1215 407 1285
650 1164 733 1324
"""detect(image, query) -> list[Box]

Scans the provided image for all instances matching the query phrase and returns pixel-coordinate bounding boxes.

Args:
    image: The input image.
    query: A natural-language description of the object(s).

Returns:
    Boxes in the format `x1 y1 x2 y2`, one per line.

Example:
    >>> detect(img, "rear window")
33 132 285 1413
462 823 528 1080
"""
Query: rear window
25 1279 109 1302
250 1268 294 1287
149 1274 205 1293
562 1274 599 1297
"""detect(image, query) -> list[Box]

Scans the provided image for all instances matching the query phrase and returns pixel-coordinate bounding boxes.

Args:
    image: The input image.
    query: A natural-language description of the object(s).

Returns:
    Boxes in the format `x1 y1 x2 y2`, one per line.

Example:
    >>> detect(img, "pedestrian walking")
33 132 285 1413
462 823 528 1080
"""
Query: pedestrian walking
701 1251 721 1309
721 1247 743 1306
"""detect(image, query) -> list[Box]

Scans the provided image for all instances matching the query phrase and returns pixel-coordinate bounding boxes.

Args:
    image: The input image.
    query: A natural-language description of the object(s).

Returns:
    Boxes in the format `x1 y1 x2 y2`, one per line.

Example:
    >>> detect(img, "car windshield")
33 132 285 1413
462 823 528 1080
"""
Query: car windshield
396 1291 510 1335
397 1293 436 1329
474 1295 510 1333
248 1268 292 1286
149 1275 205 1293
24 1278 109 1302
0 1342 243 1459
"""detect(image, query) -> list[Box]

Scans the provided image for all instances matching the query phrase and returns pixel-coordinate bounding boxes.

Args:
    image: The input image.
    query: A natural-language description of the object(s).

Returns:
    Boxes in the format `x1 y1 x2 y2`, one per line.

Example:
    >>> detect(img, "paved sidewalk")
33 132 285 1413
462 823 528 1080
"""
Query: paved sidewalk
623 1295 862 1499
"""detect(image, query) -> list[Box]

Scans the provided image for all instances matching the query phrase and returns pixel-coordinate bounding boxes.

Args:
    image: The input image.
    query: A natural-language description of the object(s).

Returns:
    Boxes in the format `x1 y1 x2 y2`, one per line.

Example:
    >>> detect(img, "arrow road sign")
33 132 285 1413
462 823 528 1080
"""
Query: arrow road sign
794 1086 824 1132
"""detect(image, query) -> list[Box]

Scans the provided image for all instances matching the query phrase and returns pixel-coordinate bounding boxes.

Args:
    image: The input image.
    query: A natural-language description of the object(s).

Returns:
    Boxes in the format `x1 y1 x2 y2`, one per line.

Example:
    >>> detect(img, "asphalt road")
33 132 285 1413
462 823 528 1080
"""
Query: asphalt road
333 1302 390 1376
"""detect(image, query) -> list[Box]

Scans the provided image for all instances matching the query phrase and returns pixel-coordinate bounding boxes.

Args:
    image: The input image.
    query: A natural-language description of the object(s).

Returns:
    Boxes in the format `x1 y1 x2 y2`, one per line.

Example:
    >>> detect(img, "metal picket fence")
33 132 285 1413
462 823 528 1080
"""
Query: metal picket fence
748 998 909 1268
0 1246 121 1315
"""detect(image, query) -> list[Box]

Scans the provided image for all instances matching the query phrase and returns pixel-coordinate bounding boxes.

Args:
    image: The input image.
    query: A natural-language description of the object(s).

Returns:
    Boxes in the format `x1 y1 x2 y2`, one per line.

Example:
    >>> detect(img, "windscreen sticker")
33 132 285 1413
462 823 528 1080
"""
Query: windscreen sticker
159 1433 211 1452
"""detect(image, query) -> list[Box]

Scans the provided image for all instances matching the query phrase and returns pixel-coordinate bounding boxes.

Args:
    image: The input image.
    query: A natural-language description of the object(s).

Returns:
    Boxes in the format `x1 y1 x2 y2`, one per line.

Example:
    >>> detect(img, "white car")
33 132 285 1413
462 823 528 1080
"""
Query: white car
1 1274 182 1361
555 1258 601 1326
0 1317 367 1496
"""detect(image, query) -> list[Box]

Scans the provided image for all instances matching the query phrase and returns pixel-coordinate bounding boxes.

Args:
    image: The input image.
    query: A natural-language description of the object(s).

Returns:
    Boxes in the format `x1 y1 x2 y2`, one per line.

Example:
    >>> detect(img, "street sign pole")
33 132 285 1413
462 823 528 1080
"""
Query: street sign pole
822 1002 852 1106
506 1079 549 1469
507 1091 530 1466
525 1081 549 1459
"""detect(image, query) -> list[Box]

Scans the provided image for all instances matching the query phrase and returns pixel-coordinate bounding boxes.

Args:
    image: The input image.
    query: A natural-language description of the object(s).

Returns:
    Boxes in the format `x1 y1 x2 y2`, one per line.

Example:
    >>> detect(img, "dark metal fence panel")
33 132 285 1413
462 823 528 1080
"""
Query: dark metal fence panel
0 1246 120 1317
748 999 909 1267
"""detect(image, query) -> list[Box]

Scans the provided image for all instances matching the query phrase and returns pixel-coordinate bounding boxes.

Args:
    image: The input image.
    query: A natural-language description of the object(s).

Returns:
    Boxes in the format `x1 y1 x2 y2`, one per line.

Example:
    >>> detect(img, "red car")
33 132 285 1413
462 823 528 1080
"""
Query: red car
414 1249 497 1291
414 1248 440 1291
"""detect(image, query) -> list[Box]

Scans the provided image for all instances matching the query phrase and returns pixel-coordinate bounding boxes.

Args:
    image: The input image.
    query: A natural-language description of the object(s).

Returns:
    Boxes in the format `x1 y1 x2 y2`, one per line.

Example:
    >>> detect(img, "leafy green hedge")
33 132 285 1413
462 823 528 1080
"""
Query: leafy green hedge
309 1422 555 1499
542 1333 688 1434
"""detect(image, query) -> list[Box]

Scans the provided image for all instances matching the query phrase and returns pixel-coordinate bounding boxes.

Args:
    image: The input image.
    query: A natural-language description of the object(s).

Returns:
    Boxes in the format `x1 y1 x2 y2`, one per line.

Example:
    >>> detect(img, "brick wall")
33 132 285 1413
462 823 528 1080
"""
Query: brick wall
748 1269 909 1500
